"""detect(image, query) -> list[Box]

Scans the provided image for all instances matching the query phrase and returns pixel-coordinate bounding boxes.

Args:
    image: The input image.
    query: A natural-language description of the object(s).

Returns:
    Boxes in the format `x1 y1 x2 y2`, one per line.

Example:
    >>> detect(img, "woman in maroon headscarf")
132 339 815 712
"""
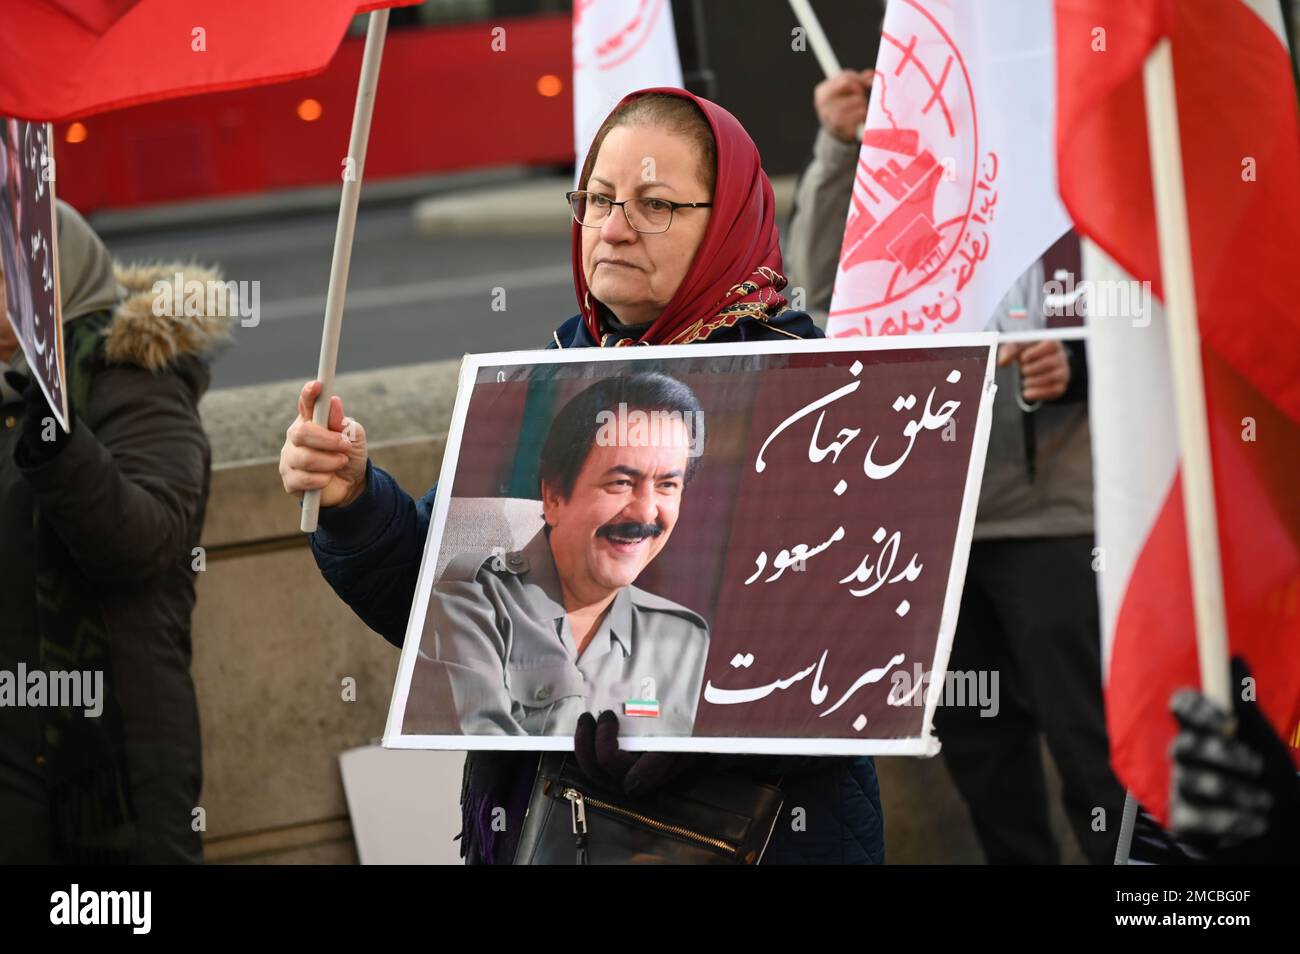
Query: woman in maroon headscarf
553 87 817 349
282 88 883 865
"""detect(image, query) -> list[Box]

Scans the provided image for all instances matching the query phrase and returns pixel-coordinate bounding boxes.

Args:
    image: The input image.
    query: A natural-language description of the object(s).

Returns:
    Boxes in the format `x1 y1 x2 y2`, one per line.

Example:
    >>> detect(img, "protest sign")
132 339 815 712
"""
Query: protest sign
385 335 997 755
1 117 66 429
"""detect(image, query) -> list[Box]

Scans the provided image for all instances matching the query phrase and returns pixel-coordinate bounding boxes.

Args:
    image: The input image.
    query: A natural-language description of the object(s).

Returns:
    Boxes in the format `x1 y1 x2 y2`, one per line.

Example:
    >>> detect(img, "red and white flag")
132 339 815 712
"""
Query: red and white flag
572 0 683 178
1057 0 1300 823
827 0 1069 337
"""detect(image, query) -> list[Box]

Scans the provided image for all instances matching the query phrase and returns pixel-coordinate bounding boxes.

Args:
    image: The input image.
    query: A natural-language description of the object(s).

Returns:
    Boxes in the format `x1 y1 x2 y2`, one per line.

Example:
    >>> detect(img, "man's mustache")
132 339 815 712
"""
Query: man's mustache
596 521 664 540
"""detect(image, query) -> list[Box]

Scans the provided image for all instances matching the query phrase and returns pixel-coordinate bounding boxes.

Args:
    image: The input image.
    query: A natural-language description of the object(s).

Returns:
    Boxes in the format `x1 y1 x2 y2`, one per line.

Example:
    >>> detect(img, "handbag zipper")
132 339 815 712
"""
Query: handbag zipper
561 787 741 858
564 788 589 864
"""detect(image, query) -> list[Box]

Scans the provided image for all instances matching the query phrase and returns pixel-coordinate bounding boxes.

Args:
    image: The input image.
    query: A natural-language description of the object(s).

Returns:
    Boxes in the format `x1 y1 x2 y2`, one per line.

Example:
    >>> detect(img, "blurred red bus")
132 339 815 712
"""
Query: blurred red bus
53 11 574 214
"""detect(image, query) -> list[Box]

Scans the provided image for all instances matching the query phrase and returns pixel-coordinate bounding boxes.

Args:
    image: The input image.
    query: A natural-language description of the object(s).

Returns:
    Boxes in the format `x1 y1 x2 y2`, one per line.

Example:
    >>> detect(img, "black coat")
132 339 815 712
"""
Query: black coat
0 265 227 863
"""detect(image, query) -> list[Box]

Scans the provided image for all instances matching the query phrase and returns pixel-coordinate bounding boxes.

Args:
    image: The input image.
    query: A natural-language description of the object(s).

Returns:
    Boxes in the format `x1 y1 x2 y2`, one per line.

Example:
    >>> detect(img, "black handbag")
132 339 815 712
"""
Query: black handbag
513 753 784 865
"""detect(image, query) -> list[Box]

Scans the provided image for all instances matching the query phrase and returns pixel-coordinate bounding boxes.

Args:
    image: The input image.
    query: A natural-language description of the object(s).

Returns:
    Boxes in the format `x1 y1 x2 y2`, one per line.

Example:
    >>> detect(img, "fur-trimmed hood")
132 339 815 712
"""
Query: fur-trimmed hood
100 262 234 371
0 262 234 408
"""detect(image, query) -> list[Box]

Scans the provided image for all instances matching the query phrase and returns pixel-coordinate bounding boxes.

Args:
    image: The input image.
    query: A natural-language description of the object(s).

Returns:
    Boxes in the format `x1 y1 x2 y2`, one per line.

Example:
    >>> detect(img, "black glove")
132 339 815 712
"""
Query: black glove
574 710 704 798
1168 657 1300 862
4 368 71 467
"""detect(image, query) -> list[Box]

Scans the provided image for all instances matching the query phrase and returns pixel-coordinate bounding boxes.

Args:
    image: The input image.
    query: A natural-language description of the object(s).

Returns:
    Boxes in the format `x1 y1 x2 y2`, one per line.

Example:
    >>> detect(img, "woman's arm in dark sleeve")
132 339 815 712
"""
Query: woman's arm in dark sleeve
16 364 207 584
309 459 437 648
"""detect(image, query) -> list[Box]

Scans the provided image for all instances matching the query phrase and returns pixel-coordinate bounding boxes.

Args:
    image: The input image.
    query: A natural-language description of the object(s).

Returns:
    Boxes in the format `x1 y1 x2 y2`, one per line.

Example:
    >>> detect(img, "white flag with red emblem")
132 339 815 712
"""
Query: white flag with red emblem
572 0 683 178
827 0 1070 337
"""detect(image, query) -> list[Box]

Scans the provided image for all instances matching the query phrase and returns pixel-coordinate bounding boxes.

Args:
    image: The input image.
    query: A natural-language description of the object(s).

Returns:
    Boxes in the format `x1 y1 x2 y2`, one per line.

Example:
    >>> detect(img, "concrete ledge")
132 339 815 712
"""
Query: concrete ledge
191 542 404 852
193 361 461 863
199 358 462 467
201 438 447 550
204 817 356 865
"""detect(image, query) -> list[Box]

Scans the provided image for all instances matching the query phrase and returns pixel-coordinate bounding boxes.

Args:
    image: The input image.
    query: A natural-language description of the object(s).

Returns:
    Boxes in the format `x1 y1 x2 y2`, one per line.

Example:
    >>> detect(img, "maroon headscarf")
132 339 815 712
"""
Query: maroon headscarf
573 87 789 346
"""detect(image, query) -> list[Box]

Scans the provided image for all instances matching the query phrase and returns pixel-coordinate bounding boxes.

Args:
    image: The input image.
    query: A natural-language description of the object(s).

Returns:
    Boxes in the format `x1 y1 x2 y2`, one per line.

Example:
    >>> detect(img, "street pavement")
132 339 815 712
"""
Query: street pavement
101 200 576 390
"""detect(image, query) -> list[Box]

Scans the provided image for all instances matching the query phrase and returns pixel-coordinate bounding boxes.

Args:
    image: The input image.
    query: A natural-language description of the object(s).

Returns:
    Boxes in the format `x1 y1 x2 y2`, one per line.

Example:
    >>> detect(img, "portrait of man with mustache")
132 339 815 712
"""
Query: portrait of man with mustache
421 371 711 738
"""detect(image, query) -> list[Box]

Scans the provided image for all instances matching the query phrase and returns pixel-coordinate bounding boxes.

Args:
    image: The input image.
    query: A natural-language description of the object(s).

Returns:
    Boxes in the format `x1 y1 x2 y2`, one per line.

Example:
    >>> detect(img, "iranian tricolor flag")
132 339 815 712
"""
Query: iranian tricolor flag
1057 0 1300 824
572 0 684 178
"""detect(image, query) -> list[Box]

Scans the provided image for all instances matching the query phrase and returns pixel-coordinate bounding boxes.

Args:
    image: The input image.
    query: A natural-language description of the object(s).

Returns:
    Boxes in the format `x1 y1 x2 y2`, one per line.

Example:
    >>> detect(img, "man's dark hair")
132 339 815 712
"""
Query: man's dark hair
538 371 704 500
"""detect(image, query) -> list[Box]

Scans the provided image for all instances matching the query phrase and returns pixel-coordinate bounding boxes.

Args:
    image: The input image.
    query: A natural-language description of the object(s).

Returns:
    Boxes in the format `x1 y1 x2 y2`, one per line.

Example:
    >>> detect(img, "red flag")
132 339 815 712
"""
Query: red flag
1055 0 1300 824
0 0 421 122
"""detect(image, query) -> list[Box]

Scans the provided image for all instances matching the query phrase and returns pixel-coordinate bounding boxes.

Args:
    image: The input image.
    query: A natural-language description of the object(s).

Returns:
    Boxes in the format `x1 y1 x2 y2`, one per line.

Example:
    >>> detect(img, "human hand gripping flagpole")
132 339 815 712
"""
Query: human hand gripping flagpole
1140 39 1231 710
301 9 390 533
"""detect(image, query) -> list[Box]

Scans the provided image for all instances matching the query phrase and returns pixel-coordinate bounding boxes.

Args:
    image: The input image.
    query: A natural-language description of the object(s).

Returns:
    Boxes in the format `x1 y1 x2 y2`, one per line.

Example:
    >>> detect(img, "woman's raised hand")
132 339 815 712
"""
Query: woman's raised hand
279 380 369 508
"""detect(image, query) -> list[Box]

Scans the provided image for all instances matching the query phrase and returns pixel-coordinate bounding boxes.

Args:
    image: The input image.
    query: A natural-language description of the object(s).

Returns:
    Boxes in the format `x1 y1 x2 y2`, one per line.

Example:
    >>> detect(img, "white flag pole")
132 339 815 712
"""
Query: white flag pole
301 9 390 533
1113 790 1139 864
788 0 842 78
1141 39 1231 708
995 326 1087 344
787 0 866 146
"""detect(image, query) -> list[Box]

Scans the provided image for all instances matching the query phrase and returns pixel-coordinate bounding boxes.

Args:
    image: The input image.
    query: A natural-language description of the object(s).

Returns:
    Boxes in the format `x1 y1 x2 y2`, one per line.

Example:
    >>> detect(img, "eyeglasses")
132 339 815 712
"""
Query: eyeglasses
566 190 712 235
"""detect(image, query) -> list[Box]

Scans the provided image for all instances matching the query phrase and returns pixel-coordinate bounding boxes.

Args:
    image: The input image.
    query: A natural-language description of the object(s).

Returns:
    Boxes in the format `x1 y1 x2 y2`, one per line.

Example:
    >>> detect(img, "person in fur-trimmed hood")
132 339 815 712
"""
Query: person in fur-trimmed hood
0 201 231 863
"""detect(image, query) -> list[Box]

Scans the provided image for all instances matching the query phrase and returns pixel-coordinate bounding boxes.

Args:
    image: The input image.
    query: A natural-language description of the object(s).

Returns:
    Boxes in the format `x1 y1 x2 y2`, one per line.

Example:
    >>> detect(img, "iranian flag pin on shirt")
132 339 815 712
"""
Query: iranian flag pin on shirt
623 699 660 718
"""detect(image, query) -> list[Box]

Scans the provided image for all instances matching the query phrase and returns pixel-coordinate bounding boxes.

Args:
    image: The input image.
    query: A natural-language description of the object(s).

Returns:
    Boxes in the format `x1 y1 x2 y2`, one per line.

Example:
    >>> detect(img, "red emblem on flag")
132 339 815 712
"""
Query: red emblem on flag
573 0 669 72
831 0 1000 336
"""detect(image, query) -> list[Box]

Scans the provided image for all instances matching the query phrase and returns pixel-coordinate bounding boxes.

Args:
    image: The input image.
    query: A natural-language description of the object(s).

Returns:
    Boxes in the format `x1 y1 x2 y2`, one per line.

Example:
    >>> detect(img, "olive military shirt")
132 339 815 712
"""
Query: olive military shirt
416 527 710 737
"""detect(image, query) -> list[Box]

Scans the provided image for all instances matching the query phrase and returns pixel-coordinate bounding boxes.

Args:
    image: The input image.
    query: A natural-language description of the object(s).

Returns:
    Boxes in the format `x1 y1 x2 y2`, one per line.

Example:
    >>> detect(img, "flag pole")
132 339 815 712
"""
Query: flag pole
1113 790 1139 864
788 0 842 78
301 8 390 533
1140 39 1231 708
788 0 867 145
